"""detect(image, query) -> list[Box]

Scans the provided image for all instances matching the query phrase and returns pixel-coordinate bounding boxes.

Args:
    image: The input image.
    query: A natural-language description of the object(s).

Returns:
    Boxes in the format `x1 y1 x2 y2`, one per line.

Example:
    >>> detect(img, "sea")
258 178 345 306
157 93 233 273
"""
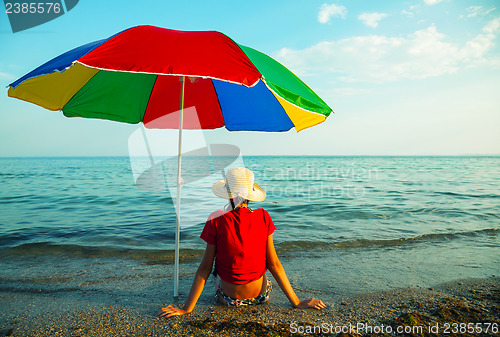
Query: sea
0 156 498 306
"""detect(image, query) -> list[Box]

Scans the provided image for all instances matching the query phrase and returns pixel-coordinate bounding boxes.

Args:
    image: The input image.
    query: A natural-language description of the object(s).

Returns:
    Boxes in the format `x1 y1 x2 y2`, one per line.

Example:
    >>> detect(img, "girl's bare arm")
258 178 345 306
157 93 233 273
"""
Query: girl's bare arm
157 243 216 317
266 234 326 310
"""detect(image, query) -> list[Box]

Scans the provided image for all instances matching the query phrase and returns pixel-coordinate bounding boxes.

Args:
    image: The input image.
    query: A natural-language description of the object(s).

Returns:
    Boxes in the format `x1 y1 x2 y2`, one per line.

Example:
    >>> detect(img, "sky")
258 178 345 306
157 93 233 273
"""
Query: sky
0 0 499 156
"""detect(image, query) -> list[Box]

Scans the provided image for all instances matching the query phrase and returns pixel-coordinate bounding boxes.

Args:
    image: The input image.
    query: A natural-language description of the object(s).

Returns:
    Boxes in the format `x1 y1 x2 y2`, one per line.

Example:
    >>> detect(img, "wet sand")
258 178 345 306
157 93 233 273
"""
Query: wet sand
0 276 498 336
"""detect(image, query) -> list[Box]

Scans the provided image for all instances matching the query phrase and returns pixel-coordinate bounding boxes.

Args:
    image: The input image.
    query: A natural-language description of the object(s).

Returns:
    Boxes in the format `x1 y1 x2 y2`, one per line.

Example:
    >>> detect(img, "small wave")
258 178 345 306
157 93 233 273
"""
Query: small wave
276 228 498 253
0 229 497 263
0 194 38 205
0 242 204 265
435 191 500 199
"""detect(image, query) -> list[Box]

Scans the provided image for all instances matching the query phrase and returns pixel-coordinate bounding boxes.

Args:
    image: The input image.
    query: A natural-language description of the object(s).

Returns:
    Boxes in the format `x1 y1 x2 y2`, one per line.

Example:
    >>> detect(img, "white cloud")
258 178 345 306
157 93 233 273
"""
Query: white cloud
483 16 500 33
358 12 388 28
0 63 18 81
465 6 496 18
402 5 419 17
0 71 16 80
467 6 483 18
402 10 414 17
275 18 500 83
330 87 373 97
423 0 447 5
318 3 347 24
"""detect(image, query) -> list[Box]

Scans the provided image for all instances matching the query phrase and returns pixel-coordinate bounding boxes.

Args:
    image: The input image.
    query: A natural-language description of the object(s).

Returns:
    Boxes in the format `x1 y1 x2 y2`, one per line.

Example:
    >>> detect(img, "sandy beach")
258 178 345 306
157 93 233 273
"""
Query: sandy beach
1 276 498 336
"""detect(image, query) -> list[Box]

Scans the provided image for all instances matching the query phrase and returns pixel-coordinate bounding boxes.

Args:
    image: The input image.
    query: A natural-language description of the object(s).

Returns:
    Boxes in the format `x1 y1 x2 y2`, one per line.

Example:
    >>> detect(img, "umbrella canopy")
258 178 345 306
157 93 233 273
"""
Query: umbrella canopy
8 25 332 132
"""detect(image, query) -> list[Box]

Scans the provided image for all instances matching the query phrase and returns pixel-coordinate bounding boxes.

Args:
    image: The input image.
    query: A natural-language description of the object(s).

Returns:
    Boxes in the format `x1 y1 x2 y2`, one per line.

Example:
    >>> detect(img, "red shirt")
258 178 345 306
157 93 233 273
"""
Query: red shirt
200 207 276 284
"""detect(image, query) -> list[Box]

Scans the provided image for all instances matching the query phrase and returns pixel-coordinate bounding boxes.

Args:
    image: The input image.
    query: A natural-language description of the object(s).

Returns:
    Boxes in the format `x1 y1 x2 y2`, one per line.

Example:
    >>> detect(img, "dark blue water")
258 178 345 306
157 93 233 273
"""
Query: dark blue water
0 156 498 298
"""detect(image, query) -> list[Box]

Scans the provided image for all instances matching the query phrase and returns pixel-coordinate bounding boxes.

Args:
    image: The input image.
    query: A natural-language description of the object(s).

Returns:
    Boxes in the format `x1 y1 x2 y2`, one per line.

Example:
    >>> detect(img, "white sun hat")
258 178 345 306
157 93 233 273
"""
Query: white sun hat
212 167 266 202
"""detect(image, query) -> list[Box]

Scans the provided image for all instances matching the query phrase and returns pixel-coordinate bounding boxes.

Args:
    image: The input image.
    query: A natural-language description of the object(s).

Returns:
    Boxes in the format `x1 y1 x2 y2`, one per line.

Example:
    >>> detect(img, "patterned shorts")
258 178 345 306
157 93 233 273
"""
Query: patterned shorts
215 277 272 306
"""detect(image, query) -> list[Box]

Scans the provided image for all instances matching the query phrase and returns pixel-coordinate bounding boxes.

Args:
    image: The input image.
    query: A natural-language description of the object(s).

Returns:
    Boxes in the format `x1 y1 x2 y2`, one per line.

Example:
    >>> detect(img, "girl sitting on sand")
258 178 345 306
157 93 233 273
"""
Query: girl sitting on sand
158 167 325 317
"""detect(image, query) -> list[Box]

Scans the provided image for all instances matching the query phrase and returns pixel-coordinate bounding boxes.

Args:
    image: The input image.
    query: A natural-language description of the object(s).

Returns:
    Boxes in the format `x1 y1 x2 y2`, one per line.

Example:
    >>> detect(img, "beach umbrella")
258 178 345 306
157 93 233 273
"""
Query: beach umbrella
7 25 333 297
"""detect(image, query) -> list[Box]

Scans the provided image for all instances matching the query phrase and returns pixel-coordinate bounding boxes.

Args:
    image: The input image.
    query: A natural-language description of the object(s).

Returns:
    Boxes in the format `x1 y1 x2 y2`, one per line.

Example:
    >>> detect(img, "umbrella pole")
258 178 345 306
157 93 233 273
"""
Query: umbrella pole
174 76 186 299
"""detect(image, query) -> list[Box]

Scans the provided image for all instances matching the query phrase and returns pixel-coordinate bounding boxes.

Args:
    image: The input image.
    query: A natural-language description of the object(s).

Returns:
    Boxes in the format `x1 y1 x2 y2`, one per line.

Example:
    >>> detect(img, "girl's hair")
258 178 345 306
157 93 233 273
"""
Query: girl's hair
225 196 250 211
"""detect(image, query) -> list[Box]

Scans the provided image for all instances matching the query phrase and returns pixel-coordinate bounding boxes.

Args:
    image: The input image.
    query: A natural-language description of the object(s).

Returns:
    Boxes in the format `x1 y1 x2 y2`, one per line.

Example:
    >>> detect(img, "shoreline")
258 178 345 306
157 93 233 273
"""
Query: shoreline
1 276 498 336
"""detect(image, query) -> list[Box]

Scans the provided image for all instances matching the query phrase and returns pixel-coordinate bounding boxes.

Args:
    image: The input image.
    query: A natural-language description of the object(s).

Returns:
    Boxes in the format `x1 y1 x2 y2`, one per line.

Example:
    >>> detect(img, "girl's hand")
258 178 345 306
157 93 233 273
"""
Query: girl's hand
157 304 188 318
295 298 326 310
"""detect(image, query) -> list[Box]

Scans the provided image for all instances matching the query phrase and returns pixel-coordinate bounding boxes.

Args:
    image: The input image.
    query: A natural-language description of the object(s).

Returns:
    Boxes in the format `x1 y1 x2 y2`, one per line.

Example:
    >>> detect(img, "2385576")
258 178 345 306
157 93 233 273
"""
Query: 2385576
5 2 62 14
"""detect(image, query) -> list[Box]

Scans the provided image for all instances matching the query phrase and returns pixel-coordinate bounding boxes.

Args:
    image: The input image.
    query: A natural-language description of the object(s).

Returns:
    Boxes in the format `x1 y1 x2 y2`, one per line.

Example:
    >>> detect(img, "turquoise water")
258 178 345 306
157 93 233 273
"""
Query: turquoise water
0 156 498 301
